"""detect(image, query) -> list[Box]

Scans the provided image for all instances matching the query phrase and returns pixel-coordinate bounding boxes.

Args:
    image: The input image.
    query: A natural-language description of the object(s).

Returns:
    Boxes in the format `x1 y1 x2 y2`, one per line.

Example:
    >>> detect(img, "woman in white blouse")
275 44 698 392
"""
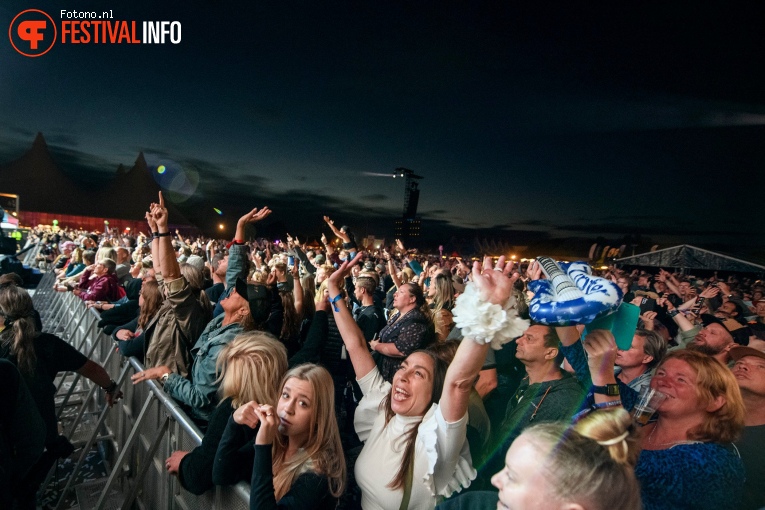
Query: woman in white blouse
326 253 528 510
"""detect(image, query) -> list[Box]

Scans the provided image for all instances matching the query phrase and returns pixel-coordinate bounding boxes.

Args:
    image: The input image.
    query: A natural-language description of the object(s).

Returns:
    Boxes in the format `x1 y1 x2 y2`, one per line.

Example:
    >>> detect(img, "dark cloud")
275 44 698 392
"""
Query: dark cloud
48 146 122 186
513 219 546 226
46 134 80 147
360 194 388 202
553 223 740 237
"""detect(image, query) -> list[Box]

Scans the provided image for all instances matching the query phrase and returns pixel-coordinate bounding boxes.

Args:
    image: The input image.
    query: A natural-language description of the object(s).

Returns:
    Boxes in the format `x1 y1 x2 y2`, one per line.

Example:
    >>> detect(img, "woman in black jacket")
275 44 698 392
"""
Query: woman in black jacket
165 331 288 494
213 363 346 510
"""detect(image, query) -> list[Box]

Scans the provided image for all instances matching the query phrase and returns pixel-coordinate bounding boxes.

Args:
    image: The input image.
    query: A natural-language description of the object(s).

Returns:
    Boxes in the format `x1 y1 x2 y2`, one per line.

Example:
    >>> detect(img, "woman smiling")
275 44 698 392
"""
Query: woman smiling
328 253 527 509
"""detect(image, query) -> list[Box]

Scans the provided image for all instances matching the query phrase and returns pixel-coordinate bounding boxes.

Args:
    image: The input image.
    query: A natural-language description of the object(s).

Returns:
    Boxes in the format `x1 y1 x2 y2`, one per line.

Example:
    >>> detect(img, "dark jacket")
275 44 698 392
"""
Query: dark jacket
78 270 123 302
375 307 433 381
178 397 234 495
0 359 45 504
481 370 584 479
97 279 141 334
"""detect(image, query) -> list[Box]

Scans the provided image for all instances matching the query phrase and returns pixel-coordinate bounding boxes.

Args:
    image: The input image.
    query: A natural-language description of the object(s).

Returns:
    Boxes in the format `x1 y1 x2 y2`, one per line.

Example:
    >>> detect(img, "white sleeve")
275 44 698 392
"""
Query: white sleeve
354 367 391 442
420 405 476 497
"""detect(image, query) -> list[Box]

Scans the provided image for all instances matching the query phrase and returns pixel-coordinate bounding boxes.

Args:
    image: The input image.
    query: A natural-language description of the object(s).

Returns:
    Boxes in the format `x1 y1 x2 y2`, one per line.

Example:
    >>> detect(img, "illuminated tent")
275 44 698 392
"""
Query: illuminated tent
616 245 765 274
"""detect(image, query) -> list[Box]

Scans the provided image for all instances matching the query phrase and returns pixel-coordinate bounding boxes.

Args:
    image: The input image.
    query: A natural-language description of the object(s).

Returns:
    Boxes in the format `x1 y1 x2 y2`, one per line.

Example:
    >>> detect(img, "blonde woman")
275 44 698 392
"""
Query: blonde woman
166 332 288 495
441 408 642 510
214 364 346 509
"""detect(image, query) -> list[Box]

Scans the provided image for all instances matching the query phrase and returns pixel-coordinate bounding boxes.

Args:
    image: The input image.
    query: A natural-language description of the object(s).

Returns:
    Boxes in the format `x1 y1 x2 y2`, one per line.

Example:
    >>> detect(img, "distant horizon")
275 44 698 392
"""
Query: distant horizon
1 130 762 263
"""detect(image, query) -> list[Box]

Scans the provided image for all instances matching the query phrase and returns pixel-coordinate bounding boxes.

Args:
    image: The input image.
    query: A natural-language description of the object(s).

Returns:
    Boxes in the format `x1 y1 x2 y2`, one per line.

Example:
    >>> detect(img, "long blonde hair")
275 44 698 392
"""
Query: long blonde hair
216 332 288 409
523 409 642 510
272 364 346 500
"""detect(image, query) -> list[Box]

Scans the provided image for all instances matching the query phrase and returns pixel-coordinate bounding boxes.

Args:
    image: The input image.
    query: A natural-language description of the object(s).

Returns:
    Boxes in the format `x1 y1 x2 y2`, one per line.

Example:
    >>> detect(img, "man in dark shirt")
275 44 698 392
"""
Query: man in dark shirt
479 324 584 486
352 273 386 343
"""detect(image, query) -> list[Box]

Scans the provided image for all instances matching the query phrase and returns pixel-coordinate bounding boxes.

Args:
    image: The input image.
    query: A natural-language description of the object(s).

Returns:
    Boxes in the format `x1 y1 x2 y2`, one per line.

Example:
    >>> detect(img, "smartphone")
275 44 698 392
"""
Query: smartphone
287 255 295 267
639 297 656 314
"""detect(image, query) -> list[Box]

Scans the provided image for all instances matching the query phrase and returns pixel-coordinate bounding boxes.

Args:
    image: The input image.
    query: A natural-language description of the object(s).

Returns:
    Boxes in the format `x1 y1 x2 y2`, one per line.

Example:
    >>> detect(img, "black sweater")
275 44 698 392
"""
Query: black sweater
250 445 335 510
212 417 336 510
178 397 234 495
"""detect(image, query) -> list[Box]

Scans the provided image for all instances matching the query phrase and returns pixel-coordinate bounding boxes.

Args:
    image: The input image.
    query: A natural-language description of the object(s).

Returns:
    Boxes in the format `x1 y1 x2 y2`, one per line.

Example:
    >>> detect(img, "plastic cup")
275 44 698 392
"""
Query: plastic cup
631 387 668 425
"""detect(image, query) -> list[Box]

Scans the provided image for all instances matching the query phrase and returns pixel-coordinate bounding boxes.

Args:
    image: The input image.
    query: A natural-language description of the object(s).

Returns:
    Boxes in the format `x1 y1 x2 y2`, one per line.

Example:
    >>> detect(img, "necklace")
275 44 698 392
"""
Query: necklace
511 378 553 422
647 422 700 448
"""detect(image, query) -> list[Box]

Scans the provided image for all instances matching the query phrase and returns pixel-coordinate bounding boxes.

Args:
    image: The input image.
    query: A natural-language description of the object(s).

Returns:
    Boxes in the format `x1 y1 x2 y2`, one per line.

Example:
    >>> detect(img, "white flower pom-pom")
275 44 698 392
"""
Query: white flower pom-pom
453 282 529 349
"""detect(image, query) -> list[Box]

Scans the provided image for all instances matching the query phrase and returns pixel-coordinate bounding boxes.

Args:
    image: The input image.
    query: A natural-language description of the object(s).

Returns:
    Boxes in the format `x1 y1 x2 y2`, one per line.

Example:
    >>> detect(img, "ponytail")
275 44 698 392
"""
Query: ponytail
0 285 38 374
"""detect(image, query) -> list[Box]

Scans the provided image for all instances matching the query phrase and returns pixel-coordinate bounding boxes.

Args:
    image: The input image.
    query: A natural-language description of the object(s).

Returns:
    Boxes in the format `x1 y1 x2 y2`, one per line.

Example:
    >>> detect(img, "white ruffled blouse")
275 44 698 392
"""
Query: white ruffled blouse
353 367 476 510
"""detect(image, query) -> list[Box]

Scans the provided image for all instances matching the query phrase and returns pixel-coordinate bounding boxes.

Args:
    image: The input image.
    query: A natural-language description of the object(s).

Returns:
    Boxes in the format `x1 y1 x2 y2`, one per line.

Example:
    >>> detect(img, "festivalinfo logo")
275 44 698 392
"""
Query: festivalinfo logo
9 8 181 57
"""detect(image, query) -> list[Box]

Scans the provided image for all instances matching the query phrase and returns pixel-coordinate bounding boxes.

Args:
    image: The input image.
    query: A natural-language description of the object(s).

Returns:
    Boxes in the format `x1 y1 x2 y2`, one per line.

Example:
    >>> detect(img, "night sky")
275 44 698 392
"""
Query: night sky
2 1 764 255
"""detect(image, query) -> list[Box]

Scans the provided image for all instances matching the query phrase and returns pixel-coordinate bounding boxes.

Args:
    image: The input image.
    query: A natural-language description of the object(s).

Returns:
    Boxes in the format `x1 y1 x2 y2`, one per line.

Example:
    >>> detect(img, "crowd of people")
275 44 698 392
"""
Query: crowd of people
2 193 764 509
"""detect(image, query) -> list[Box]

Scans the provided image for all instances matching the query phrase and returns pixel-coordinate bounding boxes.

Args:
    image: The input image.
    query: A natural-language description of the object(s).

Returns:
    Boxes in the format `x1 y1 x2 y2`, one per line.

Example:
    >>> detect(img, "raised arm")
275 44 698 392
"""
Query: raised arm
440 256 518 423
151 192 180 280
227 207 272 287
326 253 376 379
659 296 696 332
146 211 161 277
383 250 403 289
323 216 350 243
291 264 304 317
657 269 681 297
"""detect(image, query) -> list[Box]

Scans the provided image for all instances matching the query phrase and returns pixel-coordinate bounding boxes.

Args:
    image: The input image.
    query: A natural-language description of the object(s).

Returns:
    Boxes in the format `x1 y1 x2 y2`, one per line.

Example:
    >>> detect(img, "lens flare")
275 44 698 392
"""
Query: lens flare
214 208 223 215
157 165 166 174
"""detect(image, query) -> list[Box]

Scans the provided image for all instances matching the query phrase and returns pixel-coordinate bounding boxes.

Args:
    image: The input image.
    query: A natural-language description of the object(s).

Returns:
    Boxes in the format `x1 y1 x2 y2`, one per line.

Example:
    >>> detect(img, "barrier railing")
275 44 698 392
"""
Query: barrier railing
33 273 251 510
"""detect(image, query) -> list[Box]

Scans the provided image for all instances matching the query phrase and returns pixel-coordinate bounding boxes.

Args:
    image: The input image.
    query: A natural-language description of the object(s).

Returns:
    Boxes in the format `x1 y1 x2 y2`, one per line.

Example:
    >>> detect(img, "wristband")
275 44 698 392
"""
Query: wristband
103 380 118 393
150 231 157 237
591 383 620 396
329 294 343 312
668 309 680 318
452 282 529 349
154 232 171 238
573 399 623 423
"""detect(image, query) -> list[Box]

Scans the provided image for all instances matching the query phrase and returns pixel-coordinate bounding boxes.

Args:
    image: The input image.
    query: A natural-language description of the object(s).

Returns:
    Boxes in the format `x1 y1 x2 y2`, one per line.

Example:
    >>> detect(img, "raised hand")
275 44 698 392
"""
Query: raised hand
656 296 675 311
583 329 618 380
236 207 272 242
145 211 157 233
716 281 731 296
526 259 542 281
238 207 272 226
699 286 720 299
149 191 169 230
471 255 517 306
328 252 365 287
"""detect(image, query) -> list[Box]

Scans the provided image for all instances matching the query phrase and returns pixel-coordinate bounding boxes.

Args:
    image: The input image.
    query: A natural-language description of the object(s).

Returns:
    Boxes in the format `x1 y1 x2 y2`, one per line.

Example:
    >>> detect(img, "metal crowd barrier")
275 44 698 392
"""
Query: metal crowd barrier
32 273 251 510
21 239 42 267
